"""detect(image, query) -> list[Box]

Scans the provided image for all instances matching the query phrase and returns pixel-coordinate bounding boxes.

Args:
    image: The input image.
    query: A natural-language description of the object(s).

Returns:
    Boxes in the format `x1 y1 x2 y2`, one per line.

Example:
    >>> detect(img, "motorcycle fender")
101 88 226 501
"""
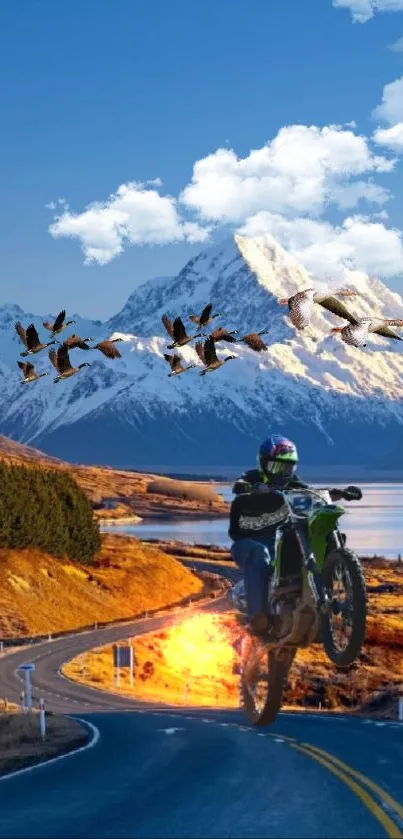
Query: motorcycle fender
308 504 344 569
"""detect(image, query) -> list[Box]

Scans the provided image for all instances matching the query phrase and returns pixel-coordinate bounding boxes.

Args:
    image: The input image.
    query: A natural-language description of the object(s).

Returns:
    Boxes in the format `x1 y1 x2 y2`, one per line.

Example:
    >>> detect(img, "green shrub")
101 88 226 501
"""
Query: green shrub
0 462 100 563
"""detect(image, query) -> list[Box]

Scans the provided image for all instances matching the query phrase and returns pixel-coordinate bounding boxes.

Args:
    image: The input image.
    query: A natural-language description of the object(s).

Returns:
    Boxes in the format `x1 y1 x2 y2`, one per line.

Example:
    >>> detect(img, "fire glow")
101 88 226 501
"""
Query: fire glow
163 612 235 682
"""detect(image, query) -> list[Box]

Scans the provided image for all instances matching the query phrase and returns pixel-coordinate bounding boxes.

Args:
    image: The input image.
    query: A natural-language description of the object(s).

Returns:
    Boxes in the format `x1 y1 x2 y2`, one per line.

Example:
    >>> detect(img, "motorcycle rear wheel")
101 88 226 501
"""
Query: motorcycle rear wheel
240 638 296 726
321 548 367 667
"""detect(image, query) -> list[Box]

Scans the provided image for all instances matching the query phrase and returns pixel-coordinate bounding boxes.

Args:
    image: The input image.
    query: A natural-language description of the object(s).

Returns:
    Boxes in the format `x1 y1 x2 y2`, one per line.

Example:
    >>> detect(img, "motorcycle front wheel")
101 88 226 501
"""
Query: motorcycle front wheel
321 548 367 667
240 636 296 726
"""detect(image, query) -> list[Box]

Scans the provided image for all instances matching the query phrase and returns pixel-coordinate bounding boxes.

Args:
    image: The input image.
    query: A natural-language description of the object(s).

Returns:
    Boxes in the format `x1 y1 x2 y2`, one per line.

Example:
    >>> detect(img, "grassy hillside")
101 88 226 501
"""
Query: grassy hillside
0 435 229 520
0 533 203 637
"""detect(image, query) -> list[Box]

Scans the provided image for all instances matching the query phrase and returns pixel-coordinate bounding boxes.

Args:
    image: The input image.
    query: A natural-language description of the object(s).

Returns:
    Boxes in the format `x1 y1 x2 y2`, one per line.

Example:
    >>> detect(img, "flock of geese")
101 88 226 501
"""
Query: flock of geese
161 289 403 377
12 287 403 385
14 311 123 383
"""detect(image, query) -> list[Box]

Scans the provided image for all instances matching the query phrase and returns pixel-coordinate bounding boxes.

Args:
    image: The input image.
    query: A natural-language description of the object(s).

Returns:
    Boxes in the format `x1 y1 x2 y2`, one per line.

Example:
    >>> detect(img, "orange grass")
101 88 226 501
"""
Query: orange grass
0 533 202 637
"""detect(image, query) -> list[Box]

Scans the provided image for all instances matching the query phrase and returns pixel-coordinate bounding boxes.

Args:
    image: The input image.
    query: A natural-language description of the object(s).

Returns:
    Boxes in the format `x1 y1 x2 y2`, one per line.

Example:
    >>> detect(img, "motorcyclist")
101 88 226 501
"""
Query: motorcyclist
229 435 305 635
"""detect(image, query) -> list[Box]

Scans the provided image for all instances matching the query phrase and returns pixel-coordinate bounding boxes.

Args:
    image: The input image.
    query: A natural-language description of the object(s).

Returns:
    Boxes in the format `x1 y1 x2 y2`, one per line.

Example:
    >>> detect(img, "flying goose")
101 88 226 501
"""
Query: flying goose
279 288 358 329
90 338 123 359
43 310 76 336
197 337 237 375
59 333 93 350
163 353 196 376
163 315 205 349
331 318 403 348
189 303 222 329
237 329 270 352
17 361 50 384
209 327 239 343
49 345 90 382
15 322 56 356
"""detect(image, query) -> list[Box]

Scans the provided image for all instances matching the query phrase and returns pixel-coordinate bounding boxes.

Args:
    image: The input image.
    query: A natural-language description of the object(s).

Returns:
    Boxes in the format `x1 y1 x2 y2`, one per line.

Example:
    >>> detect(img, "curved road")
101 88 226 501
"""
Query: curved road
0 563 402 838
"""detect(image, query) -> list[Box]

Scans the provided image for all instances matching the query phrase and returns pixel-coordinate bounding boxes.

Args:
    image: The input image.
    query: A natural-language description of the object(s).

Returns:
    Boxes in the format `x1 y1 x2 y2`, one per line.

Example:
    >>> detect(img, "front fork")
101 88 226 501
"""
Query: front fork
297 526 343 614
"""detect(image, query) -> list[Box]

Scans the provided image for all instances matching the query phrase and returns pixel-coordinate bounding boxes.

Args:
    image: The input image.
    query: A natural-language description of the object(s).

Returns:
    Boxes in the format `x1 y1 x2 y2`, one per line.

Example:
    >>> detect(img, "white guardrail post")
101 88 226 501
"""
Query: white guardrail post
398 693 403 722
18 663 35 712
39 697 46 740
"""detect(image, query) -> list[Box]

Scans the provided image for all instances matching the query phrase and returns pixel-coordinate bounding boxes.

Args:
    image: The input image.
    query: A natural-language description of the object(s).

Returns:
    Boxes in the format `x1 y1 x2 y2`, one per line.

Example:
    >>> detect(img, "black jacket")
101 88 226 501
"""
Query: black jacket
229 468 308 543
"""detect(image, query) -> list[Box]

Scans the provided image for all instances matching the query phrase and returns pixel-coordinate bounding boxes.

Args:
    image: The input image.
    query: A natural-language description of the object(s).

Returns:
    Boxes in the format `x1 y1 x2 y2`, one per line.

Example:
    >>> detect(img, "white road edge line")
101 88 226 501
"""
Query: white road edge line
0 719 100 782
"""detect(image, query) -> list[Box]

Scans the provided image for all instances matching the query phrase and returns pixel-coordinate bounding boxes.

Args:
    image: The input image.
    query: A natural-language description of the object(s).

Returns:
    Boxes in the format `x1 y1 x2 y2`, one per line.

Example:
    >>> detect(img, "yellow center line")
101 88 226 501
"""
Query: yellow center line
291 743 403 839
299 743 403 824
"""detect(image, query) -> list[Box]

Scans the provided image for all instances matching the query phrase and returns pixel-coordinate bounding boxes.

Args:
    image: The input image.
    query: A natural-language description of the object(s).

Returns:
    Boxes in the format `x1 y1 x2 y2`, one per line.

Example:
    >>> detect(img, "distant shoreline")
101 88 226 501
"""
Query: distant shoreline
107 466 403 483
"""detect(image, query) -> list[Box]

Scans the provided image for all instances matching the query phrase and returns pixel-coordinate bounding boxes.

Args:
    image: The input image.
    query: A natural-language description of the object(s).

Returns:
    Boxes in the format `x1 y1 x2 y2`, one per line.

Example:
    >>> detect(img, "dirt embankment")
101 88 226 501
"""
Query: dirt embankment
0 435 229 521
64 555 403 719
0 710 89 776
0 533 203 638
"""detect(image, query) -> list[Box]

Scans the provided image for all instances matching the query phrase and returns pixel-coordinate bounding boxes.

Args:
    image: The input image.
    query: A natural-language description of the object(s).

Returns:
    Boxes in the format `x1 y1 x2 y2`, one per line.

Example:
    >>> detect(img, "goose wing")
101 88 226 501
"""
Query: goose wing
15 321 28 347
52 309 66 332
203 337 218 366
57 344 72 373
161 314 174 338
315 295 359 324
195 341 205 364
372 324 403 341
171 354 183 372
64 334 90 349
199 303 212 325
210 327 236 343
17 361 34 376
242 332 267 351
48 349 59 372
189 314 200 324
95 340 122 359
42 320 54 331
26 324 40 349
163 353 175 369
172 316 187 342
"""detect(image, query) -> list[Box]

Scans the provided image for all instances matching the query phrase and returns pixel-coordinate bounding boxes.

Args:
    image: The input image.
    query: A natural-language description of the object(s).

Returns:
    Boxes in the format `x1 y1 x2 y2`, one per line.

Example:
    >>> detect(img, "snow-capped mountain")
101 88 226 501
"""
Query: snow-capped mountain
1 233 403 472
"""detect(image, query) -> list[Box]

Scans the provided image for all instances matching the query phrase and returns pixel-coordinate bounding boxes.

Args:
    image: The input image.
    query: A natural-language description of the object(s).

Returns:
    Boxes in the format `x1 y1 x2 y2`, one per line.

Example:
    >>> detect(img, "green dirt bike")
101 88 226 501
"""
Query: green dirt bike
229 485 367 726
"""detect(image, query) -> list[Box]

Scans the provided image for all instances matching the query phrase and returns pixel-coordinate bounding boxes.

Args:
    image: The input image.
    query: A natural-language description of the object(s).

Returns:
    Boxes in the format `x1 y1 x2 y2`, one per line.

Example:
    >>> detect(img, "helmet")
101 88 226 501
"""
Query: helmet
258 434 298 487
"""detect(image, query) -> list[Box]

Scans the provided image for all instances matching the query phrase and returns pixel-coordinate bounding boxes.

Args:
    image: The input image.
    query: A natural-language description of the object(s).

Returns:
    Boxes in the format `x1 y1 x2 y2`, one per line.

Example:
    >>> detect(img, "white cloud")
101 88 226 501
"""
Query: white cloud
179 125 392 223
374 122 403 150
239 212 403 279
388 35 403 50
373 76 403 124
49 181 210 265
146 177 163 187
333 0 403 23
48 123 402 275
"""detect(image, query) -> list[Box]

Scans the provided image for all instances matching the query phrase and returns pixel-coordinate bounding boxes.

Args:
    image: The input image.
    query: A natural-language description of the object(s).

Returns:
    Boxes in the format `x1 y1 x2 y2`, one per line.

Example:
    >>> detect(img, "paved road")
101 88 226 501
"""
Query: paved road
0 561 403 837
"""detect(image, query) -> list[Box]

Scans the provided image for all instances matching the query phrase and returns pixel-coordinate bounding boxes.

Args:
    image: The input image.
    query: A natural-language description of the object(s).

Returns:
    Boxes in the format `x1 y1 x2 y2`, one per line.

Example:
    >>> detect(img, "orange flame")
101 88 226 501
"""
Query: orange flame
163 612 235 681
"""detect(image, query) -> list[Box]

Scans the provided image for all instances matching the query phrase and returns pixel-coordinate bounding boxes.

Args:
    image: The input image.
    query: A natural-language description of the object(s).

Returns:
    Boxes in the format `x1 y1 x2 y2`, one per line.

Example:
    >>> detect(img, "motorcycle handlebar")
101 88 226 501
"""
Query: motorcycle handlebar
283 484 362 502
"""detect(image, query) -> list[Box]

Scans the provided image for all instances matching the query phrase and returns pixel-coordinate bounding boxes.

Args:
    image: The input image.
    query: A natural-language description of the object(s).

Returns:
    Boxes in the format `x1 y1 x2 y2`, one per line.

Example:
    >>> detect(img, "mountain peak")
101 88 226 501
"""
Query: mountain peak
2 232 403 470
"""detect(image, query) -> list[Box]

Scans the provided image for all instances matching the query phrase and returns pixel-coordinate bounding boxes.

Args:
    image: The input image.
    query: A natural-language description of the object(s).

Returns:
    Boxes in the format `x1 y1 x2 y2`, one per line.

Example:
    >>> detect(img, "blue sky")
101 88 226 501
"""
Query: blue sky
2 0 403 318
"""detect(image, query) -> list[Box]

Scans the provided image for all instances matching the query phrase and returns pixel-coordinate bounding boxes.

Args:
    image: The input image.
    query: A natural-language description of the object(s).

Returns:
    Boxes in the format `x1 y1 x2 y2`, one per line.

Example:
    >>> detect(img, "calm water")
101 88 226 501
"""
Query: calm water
103 483 403 559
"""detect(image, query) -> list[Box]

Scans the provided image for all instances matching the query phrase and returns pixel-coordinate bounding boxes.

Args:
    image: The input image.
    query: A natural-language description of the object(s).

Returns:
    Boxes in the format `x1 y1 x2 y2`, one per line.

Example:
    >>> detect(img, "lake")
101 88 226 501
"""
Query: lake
103 483 403 559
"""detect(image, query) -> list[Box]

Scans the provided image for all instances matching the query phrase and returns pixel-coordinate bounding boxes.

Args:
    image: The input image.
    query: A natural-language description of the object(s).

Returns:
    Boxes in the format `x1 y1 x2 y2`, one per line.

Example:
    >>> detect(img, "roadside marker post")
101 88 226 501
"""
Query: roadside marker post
398 691 403 722
0 641 3 655
18 664 35 712
39 698 46 740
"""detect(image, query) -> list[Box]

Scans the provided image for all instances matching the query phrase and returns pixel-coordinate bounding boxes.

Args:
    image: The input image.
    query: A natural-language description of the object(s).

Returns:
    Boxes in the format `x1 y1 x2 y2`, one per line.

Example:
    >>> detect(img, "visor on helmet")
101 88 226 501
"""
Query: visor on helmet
263 459 296 478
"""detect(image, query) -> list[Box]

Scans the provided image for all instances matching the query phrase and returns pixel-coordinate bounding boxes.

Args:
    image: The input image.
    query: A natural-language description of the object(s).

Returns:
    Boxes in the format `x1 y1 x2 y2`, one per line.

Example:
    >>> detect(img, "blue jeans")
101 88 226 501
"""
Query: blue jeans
231 537 276 620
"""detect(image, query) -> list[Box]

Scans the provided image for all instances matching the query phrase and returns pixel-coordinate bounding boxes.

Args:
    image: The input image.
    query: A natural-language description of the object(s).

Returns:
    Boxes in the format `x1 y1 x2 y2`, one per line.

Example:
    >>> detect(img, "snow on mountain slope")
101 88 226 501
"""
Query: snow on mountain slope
1 233 403 469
